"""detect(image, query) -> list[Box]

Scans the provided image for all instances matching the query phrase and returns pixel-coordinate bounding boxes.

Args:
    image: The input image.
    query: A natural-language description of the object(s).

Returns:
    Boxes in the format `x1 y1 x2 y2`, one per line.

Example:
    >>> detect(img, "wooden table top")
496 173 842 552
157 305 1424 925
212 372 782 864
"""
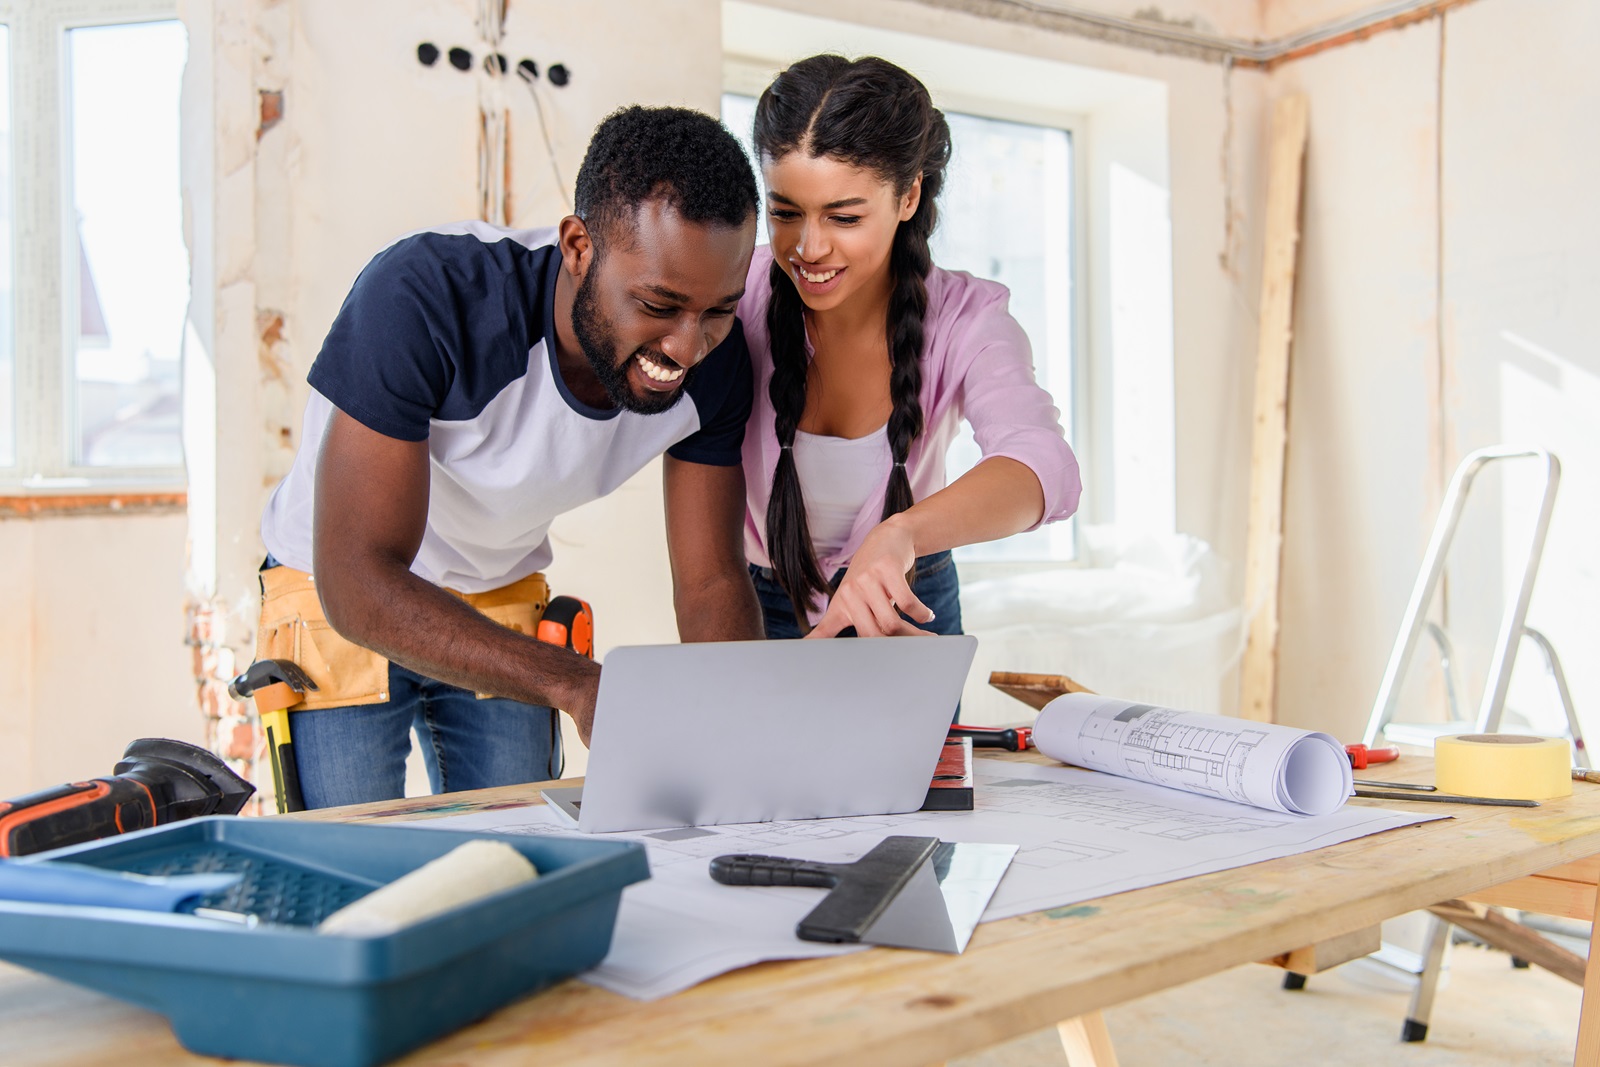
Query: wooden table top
6 751 1600 1067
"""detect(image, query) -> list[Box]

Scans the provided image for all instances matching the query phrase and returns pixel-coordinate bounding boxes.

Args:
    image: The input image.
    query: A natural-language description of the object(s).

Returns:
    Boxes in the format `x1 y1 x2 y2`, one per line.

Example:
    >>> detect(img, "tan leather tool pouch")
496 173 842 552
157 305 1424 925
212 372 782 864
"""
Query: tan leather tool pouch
255 566 552 707
256 565 391 710
450 573 551 700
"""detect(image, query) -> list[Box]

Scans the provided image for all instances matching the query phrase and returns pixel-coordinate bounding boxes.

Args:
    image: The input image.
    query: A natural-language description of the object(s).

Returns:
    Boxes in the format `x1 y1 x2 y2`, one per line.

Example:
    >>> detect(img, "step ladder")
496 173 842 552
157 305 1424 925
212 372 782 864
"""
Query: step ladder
1354 444 1585 1042
1362 445 1579 755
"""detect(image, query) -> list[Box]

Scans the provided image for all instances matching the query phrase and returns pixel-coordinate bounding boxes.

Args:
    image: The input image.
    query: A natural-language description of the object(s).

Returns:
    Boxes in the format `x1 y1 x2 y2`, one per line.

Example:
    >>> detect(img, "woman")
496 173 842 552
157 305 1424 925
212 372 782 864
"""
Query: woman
741 54 1081 641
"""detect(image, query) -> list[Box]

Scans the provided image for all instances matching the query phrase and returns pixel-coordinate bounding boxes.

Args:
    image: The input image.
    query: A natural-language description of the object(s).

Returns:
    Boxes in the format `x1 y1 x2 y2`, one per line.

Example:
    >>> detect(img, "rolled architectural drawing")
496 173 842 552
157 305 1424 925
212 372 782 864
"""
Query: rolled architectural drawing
1031 693 1353 816
318 839 538 937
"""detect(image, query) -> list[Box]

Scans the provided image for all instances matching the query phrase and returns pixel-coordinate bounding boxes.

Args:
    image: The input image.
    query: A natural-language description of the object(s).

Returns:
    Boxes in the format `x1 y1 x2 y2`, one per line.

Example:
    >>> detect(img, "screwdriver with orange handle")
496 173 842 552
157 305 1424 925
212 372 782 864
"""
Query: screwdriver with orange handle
1345 743 1399 769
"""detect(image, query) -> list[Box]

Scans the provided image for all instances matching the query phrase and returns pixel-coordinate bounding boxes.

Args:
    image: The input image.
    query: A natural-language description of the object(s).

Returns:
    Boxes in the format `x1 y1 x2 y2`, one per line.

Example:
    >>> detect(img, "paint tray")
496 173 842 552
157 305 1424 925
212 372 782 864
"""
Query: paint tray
0 815 649 1067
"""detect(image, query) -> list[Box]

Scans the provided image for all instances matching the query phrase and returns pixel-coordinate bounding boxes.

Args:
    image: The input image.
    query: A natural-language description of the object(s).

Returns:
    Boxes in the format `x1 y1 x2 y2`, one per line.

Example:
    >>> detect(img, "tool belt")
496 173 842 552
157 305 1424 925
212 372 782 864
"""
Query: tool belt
255 565 550 710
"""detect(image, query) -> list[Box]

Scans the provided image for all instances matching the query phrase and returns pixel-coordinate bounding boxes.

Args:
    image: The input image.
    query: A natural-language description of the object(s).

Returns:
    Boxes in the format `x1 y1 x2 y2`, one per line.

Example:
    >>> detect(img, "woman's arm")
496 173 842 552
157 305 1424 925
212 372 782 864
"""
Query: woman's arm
806 456 1044 638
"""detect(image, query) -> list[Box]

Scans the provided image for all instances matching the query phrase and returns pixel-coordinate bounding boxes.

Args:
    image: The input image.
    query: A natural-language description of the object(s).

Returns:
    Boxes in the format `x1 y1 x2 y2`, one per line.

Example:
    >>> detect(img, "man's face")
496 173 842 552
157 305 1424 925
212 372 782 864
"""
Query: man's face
570 200 756 415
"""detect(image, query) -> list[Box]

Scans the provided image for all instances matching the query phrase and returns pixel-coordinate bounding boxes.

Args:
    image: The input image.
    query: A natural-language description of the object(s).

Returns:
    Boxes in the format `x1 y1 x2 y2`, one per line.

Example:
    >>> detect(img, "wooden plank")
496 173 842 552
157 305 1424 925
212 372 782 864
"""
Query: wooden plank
987 671 1093 712
1469 873 1597 921
1260 924 1381 974
1238 94 1310 724
1578 885 1600 1064
1058 1011 1120 1067
1542 856 1600 884
1428 900 1586 986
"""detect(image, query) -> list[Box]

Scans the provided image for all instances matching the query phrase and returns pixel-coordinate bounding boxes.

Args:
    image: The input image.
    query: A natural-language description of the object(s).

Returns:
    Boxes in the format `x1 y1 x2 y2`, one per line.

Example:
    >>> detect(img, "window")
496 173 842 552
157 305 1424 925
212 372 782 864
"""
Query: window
721 91 1079 562
4 2 187 490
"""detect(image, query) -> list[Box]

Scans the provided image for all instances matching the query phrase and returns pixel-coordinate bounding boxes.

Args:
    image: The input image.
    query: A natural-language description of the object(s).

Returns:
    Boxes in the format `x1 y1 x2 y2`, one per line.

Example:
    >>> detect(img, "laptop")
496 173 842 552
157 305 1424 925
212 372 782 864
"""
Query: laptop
542 635 977 833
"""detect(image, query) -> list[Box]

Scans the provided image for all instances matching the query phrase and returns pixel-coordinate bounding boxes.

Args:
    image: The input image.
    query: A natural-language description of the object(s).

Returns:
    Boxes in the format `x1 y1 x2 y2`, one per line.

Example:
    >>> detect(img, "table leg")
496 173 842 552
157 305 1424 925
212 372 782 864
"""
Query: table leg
1575 888 1600 1064
1058 1010 1120 1067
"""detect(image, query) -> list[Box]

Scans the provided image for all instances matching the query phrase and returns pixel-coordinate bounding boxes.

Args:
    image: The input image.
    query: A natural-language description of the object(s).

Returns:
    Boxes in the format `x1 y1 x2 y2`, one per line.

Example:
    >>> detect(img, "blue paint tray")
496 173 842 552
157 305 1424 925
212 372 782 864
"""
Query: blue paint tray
0 816 649 1067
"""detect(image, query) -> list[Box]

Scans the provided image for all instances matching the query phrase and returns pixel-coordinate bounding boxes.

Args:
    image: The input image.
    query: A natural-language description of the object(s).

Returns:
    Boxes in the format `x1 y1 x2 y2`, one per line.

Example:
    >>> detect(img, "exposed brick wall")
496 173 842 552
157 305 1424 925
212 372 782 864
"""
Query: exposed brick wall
186 596 270 816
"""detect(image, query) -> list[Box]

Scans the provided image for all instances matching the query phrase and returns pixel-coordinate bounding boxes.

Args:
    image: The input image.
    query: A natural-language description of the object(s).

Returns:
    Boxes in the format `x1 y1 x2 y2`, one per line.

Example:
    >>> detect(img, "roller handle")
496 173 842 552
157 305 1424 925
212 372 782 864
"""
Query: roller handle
709 854 843 889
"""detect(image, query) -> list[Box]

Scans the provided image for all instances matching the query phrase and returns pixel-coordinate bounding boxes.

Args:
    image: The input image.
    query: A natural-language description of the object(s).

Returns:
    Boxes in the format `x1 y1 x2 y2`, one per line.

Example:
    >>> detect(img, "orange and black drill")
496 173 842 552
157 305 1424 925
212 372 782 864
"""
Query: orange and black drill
0 738 255 858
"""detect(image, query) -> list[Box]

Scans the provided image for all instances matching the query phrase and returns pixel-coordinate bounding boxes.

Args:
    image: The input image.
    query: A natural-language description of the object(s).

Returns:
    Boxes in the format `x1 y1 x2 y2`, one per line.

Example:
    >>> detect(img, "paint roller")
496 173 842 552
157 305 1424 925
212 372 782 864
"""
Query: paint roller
318 839 538 937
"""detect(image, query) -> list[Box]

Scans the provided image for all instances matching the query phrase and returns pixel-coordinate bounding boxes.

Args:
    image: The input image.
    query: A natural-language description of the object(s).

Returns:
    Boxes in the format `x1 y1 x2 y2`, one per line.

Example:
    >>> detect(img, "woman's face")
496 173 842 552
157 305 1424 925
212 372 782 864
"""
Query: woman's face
761 152 920 315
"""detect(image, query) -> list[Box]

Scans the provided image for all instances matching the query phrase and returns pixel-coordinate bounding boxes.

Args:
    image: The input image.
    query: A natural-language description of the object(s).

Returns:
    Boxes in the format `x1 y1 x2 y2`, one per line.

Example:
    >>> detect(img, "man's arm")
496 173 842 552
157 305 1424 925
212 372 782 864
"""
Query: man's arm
312 410 603 741
662 455 763 641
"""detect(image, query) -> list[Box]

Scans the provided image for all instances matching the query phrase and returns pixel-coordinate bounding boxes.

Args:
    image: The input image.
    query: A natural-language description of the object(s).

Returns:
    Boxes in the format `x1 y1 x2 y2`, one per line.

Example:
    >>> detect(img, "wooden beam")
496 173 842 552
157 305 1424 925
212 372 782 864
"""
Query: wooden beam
1428 900 1586 986
1469 873 1597 921
1260 924 1381 974
1239 95 1310 723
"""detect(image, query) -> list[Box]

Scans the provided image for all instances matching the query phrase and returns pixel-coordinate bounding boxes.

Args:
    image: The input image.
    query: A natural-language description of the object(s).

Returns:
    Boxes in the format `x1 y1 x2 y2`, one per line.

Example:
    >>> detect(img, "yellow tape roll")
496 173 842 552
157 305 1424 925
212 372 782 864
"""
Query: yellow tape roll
1435 734 1572 800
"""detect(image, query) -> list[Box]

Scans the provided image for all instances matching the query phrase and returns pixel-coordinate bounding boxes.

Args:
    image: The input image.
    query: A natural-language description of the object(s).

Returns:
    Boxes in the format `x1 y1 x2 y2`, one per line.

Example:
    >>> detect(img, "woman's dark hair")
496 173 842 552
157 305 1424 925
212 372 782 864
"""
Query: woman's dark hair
753 55 951 625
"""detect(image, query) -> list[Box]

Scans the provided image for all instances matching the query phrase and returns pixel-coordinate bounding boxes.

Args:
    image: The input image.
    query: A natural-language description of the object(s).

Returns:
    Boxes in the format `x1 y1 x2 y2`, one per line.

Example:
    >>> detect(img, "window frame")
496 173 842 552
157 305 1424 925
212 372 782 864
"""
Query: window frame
722 57 1092 567
3 0 185 493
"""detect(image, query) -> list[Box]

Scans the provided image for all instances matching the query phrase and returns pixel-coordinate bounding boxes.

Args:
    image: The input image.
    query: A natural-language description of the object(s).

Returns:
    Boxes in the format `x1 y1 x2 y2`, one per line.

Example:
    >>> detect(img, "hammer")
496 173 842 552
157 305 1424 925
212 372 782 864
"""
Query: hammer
228 659 318 813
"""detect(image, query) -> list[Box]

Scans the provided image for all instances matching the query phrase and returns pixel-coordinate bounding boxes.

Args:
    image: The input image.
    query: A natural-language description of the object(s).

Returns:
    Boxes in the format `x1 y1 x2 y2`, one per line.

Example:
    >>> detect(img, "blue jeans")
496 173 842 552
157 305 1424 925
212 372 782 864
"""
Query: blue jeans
750 549 965 640
291 661 563 810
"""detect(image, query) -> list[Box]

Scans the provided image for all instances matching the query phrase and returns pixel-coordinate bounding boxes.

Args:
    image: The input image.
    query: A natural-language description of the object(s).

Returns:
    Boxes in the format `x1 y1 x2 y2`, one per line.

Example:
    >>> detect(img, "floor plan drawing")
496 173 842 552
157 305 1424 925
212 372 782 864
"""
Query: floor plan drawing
402 758 1441 1001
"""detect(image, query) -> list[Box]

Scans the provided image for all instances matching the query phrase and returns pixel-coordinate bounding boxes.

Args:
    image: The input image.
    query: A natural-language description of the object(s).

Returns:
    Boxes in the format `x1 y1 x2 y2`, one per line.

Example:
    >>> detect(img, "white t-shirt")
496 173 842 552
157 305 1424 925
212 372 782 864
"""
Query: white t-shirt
260 222 752 593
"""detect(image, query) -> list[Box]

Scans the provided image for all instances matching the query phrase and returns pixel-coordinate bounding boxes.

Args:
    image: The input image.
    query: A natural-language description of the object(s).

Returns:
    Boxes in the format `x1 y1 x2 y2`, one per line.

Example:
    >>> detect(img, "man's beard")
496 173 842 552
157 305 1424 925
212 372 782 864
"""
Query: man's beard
571 267 690 416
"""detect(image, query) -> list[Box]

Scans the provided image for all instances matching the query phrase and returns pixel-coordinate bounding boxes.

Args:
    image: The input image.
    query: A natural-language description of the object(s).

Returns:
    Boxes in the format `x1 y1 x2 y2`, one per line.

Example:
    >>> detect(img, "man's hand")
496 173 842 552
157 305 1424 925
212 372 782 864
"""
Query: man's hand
558 662 602 746
807 517 935 639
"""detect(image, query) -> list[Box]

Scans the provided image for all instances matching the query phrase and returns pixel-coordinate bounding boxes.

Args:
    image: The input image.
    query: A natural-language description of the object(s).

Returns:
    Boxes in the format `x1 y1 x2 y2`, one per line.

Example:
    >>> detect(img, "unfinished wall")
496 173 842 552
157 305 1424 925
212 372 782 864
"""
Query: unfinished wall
182 0 725 790
0 512 199 796
1270 0 1599 744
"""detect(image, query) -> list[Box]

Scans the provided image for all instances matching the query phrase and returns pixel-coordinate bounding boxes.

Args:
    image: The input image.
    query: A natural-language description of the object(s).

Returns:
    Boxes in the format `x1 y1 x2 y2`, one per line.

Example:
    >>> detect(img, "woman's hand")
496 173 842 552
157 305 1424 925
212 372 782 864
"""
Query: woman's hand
807 518 935 638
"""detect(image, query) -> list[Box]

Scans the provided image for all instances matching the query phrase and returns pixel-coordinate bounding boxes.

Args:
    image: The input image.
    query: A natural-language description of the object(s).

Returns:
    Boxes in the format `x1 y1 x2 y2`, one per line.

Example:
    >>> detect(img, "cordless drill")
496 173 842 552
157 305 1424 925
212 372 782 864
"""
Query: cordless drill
0 738 255 858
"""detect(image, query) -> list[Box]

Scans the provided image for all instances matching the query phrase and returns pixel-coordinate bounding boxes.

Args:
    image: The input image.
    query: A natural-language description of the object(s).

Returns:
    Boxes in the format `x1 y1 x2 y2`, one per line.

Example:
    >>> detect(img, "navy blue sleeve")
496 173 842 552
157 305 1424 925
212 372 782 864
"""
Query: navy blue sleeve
307 233 547 441
668 320 754 466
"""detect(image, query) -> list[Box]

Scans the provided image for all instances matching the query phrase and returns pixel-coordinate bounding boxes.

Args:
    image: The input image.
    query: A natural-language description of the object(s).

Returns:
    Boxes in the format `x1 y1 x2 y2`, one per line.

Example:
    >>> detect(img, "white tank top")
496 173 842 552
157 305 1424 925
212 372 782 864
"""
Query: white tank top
791 425 892 559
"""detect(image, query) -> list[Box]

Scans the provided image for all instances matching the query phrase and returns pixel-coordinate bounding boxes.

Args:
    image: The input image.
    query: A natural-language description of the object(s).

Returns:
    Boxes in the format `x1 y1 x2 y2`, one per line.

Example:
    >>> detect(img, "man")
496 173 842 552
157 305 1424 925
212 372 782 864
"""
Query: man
256 106 764 809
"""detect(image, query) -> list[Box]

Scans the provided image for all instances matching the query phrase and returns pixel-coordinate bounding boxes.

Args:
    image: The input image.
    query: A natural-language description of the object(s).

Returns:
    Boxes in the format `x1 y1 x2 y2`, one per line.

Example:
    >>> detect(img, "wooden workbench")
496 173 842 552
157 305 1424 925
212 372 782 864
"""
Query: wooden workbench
5 750 1600 1067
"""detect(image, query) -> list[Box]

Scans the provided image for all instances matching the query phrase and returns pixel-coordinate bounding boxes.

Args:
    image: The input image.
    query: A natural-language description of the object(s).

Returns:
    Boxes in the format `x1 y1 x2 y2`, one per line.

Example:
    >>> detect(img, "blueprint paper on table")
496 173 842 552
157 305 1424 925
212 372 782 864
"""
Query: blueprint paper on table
1033 693 1355 816
398 758 1441 1001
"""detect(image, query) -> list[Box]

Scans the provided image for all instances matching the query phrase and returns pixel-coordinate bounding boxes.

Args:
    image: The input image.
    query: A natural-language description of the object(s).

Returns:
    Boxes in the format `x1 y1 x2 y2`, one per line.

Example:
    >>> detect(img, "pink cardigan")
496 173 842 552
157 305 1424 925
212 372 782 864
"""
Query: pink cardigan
740 246 1082 588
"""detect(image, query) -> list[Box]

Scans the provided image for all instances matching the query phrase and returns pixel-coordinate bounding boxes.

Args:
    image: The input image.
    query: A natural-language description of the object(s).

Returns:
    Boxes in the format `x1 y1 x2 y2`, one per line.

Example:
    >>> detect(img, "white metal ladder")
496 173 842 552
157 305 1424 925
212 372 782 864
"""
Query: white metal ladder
1354 444 1585 1042
1362 445 1579 752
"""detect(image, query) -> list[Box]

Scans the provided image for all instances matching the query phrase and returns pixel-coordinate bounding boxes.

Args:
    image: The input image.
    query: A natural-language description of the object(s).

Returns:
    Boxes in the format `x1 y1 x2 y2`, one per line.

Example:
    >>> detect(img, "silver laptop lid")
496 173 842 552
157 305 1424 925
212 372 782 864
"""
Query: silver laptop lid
575 635 977 833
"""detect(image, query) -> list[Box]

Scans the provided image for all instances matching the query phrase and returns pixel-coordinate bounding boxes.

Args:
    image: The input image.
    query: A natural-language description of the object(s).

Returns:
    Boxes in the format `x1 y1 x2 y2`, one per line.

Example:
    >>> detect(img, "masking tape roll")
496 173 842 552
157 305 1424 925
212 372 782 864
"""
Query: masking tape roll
1434 734 1572 801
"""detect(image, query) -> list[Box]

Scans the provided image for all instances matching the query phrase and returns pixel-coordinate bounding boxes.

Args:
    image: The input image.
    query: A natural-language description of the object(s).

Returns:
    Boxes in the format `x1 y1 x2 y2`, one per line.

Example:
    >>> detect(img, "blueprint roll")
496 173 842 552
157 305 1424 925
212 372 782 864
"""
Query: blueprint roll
1032 693 1354 816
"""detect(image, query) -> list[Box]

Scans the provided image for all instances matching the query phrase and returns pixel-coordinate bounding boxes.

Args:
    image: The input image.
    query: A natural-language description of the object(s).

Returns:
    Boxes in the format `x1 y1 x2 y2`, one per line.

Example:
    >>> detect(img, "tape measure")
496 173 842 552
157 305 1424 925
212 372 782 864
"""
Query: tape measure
537 596 594 659
1435 734 1572 801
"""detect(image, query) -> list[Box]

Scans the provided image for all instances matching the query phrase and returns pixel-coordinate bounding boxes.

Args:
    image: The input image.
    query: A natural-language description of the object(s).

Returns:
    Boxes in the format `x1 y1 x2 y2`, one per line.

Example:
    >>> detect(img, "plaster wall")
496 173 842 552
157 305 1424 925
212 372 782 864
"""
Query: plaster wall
1268 0 1599 745
1435 0 1600 742
183 0 725 785
1268 21 1443 738
0 514 200 796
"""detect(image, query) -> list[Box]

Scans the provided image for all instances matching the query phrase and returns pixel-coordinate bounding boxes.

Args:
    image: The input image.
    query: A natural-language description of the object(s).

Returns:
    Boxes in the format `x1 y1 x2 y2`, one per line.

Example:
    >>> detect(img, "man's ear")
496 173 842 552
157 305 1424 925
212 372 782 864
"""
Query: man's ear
558 215 595 278
898 175 924 222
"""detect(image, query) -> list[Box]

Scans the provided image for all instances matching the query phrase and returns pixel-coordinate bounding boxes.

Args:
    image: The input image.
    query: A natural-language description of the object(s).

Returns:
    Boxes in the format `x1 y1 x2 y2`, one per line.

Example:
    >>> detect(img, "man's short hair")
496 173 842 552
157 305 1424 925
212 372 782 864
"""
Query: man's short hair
574 106 758 249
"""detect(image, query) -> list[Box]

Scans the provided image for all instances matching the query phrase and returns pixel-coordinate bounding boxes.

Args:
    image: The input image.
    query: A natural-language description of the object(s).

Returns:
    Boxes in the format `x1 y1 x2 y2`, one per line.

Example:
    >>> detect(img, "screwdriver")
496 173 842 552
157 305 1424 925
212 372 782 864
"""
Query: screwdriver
1345 743 1399 769
948 725 1033 751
